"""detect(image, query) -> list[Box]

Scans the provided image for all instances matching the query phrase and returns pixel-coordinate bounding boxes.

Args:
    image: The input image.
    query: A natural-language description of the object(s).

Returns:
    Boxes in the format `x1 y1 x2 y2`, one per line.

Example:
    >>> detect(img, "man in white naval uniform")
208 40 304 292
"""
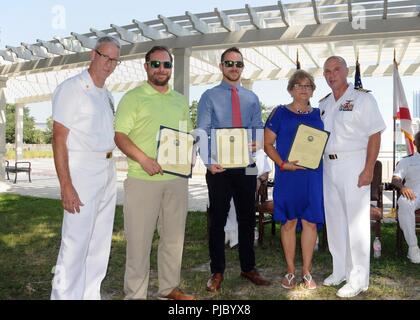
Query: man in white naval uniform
391 131 420 264
319 56 386 298
50 36 120 300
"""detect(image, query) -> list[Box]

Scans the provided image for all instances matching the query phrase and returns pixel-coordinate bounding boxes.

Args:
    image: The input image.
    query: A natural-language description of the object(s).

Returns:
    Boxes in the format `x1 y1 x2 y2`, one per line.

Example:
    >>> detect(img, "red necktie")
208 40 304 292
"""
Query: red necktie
231 86 243 127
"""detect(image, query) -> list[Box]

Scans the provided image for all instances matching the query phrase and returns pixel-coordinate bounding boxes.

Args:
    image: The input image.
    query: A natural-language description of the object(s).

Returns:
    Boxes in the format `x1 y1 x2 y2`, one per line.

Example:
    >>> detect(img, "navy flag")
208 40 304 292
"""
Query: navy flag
354 58 371 92
354 59 363 89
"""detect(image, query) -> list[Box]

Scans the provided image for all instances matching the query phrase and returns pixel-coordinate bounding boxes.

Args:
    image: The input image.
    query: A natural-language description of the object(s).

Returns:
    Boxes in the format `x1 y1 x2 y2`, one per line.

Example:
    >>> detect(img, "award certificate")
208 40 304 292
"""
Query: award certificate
287 124 329 170
156 126 195 178
215 128 251 168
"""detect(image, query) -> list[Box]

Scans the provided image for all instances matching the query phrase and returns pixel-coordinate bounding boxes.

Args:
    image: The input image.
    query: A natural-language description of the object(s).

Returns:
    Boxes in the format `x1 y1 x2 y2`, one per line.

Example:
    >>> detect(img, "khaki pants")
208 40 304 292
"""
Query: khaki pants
123 177 188 299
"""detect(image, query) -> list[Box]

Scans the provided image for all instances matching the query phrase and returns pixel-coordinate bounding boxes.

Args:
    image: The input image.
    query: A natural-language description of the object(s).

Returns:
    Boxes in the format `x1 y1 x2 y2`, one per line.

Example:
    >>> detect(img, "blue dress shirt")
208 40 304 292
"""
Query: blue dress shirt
197 81 263 165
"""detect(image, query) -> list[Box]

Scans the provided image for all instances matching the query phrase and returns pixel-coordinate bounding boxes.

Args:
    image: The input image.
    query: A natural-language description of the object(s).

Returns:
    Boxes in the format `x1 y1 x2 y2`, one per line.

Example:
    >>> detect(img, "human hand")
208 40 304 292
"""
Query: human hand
139 156 163 176
61 183 84 214
209 164 225 175
249 141 258 153
358 167 373 187
283 160 306 171
401 187 416 201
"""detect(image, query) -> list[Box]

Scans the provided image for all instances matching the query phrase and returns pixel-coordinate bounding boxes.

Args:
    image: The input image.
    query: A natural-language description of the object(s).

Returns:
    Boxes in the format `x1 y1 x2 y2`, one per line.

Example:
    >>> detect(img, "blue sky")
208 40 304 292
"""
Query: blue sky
1 0 419 151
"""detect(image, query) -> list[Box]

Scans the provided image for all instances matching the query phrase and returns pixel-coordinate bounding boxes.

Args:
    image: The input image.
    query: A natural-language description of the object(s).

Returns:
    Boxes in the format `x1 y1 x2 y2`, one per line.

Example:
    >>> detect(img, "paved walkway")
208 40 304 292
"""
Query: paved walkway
1 158 395 215
1 158 209 211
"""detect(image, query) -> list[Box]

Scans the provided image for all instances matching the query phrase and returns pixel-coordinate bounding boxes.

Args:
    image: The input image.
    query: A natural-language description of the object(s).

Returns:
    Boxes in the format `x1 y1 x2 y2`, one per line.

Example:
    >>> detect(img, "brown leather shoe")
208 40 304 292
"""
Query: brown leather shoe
159 288 196 300
241 269 271 286
206 273 224 292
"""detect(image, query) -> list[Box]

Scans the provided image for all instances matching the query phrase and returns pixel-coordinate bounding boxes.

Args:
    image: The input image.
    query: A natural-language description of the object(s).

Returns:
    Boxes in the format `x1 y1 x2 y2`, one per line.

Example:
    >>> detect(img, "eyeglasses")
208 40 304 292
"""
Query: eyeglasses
293 84 313 90
148 60 173 69
95 50 121 66
222 60 244 68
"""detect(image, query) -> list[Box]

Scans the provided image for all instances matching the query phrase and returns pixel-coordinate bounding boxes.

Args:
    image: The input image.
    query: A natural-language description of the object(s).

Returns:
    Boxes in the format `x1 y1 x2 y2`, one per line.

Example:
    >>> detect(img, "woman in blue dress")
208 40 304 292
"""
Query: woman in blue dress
264 70 325 290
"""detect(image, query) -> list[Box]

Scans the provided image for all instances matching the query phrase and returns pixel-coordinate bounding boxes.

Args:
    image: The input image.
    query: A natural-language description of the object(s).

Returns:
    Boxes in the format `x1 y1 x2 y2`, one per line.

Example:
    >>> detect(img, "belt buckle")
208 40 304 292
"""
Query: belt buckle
106 152 112 159
328 154 337 160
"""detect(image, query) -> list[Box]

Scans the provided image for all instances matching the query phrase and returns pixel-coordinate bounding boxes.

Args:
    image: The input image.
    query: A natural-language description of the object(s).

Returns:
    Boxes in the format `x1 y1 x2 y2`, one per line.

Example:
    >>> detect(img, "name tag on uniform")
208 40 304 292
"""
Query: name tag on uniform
339 100 354 111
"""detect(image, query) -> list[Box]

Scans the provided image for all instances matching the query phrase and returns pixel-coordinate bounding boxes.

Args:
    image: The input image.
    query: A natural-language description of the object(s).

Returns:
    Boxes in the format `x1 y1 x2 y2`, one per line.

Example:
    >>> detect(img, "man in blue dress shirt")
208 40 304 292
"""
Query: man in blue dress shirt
197 47 270 292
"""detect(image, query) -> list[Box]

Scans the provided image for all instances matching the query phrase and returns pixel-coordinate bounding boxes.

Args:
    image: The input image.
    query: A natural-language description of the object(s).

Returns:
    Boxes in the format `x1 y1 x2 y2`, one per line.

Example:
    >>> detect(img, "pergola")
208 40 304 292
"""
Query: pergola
0 0 419 180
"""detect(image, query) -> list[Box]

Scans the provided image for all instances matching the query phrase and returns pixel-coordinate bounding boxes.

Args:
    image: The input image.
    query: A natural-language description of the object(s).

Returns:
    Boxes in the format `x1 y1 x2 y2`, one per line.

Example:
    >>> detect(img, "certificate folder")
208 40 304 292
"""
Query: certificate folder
287 124 329 170
156 126 195 178
215 128 252 168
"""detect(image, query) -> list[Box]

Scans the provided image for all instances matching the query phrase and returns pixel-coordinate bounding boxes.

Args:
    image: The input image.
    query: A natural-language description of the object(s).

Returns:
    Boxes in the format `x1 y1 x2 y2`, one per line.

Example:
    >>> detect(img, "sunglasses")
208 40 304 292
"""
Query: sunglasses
222 60 244 68
148 60 173 69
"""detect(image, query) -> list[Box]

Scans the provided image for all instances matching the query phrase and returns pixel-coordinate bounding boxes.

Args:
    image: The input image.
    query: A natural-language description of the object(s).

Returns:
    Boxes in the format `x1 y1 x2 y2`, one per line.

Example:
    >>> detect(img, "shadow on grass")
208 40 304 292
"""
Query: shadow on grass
1 194 419 300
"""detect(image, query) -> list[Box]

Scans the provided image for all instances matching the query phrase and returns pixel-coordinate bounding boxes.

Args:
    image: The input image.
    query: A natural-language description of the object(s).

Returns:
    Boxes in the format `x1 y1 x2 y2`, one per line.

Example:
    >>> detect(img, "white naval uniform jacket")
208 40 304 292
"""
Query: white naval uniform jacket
52 69 116 153
319 83 386 154
394 152 420 196
52 70 116 204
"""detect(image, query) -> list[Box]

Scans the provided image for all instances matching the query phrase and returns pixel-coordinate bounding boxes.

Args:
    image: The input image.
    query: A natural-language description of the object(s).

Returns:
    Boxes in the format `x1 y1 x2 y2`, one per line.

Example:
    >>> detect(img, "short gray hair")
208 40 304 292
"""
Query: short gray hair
287 70 316 92
94 36 121 50
324 56 347 69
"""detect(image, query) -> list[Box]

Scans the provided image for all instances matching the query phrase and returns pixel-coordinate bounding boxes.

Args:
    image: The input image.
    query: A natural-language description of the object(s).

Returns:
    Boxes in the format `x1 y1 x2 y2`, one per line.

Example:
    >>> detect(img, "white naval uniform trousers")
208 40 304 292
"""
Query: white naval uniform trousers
51 152 116 300
398 196 420 247
323 151 370 289
394 153 420 248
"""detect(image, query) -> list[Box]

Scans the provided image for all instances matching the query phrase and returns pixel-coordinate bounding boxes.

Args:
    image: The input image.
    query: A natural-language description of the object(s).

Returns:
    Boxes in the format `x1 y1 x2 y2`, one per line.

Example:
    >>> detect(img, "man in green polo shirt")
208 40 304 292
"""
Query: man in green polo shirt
115 46 194 300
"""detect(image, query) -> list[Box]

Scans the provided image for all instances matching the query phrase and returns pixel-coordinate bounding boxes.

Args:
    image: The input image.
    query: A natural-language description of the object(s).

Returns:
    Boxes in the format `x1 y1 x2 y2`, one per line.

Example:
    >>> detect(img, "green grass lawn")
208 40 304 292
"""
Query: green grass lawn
0 194 418 300
5 150 53 160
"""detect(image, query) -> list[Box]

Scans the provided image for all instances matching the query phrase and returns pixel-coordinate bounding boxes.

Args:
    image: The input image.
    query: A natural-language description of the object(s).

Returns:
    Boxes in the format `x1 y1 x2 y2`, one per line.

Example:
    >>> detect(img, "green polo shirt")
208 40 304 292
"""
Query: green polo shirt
115 82 192 181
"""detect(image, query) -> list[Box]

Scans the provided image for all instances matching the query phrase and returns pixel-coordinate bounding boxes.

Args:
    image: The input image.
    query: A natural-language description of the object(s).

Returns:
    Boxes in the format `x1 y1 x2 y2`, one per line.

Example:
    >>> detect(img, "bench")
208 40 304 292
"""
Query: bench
5 160 32 183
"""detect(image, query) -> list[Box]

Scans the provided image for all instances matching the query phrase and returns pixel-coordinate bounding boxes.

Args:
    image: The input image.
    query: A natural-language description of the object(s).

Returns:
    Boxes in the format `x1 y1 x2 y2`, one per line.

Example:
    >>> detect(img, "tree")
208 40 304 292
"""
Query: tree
5 104 46 144
190 100 198 128
260 102 273 122
44 116 53 144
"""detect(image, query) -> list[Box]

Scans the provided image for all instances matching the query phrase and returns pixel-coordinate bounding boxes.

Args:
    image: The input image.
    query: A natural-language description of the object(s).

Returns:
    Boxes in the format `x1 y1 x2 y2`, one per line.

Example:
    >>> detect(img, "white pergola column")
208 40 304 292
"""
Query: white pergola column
241 79 254 90
0 79 7 182
14 104 24 161
173 48 191 101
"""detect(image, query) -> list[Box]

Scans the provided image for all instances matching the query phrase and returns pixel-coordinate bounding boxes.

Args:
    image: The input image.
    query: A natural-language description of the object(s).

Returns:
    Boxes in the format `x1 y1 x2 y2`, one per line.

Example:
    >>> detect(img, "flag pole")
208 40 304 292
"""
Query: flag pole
296 49 301 70
392 49 397 209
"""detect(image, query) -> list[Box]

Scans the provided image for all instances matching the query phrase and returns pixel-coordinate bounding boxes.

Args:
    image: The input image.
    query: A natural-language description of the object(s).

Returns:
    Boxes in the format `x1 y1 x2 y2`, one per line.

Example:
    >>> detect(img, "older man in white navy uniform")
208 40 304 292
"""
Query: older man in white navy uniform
319 56 386 298
391 131 420 264
50 36 120 300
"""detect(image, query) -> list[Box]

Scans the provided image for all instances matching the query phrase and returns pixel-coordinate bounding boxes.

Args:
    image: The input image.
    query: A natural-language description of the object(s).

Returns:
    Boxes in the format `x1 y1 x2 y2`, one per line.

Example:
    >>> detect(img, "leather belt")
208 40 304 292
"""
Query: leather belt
69 151 113 160
326 150 364 160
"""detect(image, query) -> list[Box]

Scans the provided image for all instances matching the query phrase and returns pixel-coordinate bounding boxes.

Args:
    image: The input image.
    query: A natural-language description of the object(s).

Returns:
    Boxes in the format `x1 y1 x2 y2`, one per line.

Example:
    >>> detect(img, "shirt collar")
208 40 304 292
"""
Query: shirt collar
333 82 353 103
219 80 241 91
80 69 105 91
143 81 173 95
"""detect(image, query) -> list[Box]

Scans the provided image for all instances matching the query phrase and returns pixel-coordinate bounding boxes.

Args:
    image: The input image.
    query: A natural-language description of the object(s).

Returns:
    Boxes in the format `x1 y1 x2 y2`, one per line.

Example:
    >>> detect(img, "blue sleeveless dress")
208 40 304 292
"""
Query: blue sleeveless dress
265 105 325 231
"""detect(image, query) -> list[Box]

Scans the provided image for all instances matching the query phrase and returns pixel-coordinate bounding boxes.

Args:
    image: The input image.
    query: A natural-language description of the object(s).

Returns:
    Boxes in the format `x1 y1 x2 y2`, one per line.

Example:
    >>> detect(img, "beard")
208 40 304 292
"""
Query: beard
149 74 171 86
223 71 241 82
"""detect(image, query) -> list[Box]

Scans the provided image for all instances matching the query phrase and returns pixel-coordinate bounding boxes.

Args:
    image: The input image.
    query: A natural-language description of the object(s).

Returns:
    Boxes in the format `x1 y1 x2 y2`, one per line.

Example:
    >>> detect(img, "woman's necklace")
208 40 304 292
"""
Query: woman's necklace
288 103 312 114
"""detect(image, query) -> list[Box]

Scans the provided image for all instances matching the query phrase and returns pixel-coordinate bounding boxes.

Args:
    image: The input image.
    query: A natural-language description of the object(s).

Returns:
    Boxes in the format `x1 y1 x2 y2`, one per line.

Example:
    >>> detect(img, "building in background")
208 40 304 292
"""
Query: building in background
414 91 420 119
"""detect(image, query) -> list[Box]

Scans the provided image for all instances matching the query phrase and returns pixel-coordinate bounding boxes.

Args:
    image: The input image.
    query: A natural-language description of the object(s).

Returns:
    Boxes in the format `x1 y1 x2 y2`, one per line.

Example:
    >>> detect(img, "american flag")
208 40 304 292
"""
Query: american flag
354 59 363 89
